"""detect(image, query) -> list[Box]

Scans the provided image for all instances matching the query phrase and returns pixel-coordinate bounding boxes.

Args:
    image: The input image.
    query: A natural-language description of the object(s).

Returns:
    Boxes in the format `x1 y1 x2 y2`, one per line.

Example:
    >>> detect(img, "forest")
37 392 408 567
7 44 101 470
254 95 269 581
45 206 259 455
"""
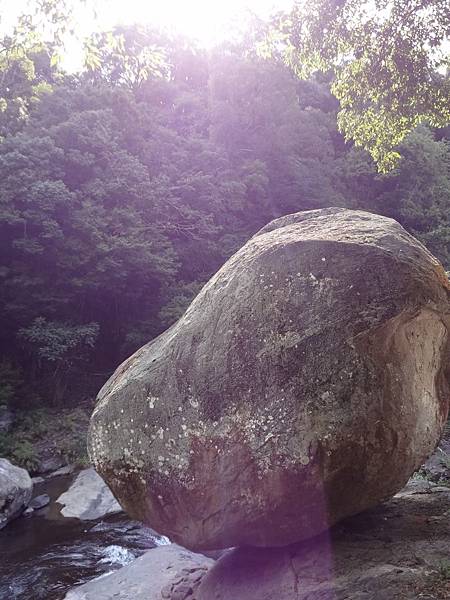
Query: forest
0 5 449 417
1 3 450 599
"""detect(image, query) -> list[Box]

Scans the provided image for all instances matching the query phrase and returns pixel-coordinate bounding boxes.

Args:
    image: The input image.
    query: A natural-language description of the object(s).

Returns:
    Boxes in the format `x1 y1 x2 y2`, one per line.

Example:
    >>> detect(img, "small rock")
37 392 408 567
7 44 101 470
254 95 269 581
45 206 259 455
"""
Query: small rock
29 493 50 510
429 485 450 493
171 583 193 600
31 476 45 485
420 439 450 482
36 456 66 474
48 465 75 478
57 468 122 520
160 584 172 599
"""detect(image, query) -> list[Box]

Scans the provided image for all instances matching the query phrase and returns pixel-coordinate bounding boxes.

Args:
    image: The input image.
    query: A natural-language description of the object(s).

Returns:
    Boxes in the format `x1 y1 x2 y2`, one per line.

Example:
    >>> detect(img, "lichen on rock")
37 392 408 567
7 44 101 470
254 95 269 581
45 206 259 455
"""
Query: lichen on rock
88 207 450 550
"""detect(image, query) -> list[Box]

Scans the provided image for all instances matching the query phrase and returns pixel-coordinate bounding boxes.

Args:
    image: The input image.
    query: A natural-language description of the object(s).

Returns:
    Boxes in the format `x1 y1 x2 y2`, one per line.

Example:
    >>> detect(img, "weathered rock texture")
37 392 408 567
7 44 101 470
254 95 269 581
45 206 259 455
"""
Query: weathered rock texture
63 544 213 600
88 208 450 550
0 458 33 529
195 479 450 600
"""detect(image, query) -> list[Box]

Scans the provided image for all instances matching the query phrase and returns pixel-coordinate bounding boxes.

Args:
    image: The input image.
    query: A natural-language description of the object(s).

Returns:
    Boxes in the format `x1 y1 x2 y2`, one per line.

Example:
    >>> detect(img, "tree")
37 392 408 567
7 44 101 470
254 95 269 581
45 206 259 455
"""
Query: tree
18 318 99 403
0 0 89 137
374 126 450 266
0 32 56 137
272 0 450 171
0 84 179 402
83 26 168 90
209 52 346 216
0 18 447 408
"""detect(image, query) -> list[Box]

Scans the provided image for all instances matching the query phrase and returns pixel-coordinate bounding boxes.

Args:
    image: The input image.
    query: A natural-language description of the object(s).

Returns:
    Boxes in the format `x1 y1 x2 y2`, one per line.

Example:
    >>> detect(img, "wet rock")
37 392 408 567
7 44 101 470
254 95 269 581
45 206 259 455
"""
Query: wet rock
56 468 122 520
63 544 213 600
29 493 50 510
0 458 33 529
196 479 450 600
88 208 450 550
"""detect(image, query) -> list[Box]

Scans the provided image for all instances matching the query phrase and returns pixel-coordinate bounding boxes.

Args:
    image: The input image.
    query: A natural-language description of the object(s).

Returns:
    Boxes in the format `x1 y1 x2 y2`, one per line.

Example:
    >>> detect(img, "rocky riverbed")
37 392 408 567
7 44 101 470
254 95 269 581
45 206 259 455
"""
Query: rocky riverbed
1 437 447 600
0 468 169 600
64 474 450 600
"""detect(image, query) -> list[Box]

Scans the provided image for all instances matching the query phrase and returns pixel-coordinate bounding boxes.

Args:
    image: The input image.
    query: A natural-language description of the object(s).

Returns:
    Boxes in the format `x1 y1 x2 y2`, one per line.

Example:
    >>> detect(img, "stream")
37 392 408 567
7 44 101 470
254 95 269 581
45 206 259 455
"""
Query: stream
0 472 169 600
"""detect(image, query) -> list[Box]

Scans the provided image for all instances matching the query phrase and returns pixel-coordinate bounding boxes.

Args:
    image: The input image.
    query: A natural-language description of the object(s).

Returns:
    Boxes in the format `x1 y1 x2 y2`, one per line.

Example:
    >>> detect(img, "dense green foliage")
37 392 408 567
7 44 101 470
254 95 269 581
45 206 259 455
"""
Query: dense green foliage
273 0 450 171
0 22 449 409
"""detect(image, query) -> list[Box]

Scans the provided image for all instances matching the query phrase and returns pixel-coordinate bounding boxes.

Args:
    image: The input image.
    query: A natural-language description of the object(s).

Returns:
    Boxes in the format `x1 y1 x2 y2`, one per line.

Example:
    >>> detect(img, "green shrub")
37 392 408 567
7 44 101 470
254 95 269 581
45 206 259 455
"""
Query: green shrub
9 438 40 472
58 431 89 466
18 408 50 437
0 433 39 471
436 560 450 580
0 361 23 407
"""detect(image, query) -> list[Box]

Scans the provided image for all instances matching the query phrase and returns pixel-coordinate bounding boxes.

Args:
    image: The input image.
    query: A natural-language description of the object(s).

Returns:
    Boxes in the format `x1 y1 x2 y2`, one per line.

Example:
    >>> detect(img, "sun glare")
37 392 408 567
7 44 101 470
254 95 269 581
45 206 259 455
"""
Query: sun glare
0 0 294 69
91 0 293 46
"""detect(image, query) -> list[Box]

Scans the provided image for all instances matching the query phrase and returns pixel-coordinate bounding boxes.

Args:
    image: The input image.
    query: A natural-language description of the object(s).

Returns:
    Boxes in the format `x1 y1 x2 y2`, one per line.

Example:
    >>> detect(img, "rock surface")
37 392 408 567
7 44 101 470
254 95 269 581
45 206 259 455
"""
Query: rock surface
36 455 66 475
63 544 213 600
31 476 45 484
195 479 450 600
48 464 75 478
88 208 450 550
29 493 50 510
62 475 450 600
0 458 33 529
56 467 122 520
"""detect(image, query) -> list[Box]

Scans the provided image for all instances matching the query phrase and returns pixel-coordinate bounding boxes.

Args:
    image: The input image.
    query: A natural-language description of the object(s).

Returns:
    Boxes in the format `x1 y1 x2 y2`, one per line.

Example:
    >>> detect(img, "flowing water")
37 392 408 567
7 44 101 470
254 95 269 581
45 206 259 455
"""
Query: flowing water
0 473 169 600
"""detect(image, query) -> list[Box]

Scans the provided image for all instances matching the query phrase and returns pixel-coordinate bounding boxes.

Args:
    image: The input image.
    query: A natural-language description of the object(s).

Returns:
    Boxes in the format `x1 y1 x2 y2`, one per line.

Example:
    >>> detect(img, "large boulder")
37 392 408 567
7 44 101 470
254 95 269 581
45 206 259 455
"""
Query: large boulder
88 208 450 550
0 458 33 529
56 467 122 520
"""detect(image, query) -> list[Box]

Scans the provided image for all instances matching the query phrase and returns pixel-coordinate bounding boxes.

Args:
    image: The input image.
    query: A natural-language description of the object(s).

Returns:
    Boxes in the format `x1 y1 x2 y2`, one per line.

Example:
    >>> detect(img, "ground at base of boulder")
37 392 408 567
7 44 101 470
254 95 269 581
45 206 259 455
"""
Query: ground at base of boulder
62 475 450 600
62 437 450 599
195 478 450 600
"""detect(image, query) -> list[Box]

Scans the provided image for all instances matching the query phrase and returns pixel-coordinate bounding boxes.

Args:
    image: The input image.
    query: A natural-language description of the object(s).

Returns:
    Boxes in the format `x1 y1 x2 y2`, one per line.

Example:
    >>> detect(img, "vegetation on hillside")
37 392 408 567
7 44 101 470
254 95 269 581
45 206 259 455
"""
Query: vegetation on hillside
273 0 450 171
0 4 448 417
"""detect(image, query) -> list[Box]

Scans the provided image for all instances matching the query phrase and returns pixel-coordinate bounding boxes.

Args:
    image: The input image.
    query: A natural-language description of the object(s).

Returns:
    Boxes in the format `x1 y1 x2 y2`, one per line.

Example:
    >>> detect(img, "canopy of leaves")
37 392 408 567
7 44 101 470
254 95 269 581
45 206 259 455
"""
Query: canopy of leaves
84 26 169 89
271 0 450 171
0 0 85 136
0 12 448 406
